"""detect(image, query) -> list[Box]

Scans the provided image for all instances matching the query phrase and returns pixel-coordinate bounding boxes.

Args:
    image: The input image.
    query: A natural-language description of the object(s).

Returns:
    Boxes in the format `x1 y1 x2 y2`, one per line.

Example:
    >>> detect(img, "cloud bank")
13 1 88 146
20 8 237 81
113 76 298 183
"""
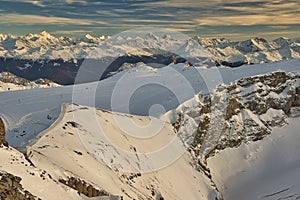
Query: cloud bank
0 0 298 39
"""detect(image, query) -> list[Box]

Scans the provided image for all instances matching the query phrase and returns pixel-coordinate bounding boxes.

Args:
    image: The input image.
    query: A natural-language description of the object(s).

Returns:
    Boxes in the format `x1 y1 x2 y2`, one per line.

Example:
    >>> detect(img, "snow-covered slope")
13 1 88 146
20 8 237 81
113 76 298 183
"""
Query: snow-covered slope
26 103 221 200
207 109 300 200
0 146 81 199
0 60 299 199
159 70 300 199
0 72 60 91
8 68 299 200
1 59 300 149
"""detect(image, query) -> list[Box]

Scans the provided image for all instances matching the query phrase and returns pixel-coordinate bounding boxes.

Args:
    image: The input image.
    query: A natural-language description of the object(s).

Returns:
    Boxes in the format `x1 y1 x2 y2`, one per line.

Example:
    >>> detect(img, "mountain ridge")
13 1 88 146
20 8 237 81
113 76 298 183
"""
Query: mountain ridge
0 31 299 85
0 31 299 64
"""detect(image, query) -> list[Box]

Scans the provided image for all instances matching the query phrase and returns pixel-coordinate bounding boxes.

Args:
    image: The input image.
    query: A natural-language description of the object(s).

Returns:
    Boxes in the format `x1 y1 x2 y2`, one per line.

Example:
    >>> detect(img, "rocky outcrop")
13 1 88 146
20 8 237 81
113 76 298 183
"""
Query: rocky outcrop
59 177 109 198
0 72 60 88
0 171 37 200
0 117 8 147
175 71 300 164
0 72 31 85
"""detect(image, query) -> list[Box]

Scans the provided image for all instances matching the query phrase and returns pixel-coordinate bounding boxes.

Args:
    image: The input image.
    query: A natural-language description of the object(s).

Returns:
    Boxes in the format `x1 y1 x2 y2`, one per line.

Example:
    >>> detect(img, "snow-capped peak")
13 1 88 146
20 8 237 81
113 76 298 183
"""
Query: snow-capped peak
0 32 299 66
39 30 53 37
84 33 94 39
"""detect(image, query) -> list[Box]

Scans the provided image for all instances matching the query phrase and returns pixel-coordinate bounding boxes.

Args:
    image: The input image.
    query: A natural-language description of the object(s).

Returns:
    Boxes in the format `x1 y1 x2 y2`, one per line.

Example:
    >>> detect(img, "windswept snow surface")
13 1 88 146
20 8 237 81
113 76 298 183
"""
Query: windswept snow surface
207 110 300 200
0 146 81 199
27 104 220 200
1 59 300 148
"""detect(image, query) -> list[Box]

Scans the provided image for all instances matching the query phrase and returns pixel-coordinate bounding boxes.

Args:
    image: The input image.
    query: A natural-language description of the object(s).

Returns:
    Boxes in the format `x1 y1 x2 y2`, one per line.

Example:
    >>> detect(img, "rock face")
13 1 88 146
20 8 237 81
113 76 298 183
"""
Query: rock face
0 171 36 200
59 177 109 198
0 118 8 147
174 71 300 165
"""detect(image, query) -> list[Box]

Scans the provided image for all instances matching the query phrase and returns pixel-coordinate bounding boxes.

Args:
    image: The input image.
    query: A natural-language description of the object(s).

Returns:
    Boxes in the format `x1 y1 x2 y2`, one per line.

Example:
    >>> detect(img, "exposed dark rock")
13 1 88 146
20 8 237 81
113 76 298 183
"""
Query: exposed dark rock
220 60 246 68
59 177 109 198
293 86 300 106
0 118 8 147
237 71 287 88
0 171 37 200
226 98 243 119
177 71 300 164
244 99 269 115
73 150 83 155
0 72 31 85
173 113 182 132
66 121 80 128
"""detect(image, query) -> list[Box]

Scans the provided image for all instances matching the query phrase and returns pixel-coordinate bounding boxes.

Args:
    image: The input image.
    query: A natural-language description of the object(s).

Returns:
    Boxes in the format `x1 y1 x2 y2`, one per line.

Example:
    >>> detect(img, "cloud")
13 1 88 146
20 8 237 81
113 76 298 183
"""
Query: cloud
144 0 276 8
25 0 45 7
193 14 300 26
258 30 300 36
64 0 89 5
50 29 91 35
166 27 197 33
2 0 46 7
144 0 215 7
122 19 195 25
0 14 106 25
140 0 300 28
222 0 299 14
0 0 299 40
267 25 291 30
200 33 246 39
199 29 300 40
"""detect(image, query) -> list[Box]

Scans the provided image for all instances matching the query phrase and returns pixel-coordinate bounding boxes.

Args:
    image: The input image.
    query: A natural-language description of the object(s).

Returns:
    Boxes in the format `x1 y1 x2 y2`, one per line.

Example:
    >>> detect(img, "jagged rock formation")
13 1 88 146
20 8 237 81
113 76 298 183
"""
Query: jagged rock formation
0 72 60 91
59 177 109 198
175 71 300 165
0 118 8 147
0 72 59 86
0 72 31 85
0 171 37 200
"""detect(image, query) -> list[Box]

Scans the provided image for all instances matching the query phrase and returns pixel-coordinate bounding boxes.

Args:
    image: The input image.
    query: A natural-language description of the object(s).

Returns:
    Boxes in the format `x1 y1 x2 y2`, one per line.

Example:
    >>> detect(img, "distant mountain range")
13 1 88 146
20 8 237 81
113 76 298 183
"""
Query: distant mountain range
0 31 299 85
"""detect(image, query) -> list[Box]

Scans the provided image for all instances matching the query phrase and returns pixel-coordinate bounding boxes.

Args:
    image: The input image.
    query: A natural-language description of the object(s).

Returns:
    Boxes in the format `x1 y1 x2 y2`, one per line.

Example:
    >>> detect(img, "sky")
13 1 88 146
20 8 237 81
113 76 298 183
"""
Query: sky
0 0 299 40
